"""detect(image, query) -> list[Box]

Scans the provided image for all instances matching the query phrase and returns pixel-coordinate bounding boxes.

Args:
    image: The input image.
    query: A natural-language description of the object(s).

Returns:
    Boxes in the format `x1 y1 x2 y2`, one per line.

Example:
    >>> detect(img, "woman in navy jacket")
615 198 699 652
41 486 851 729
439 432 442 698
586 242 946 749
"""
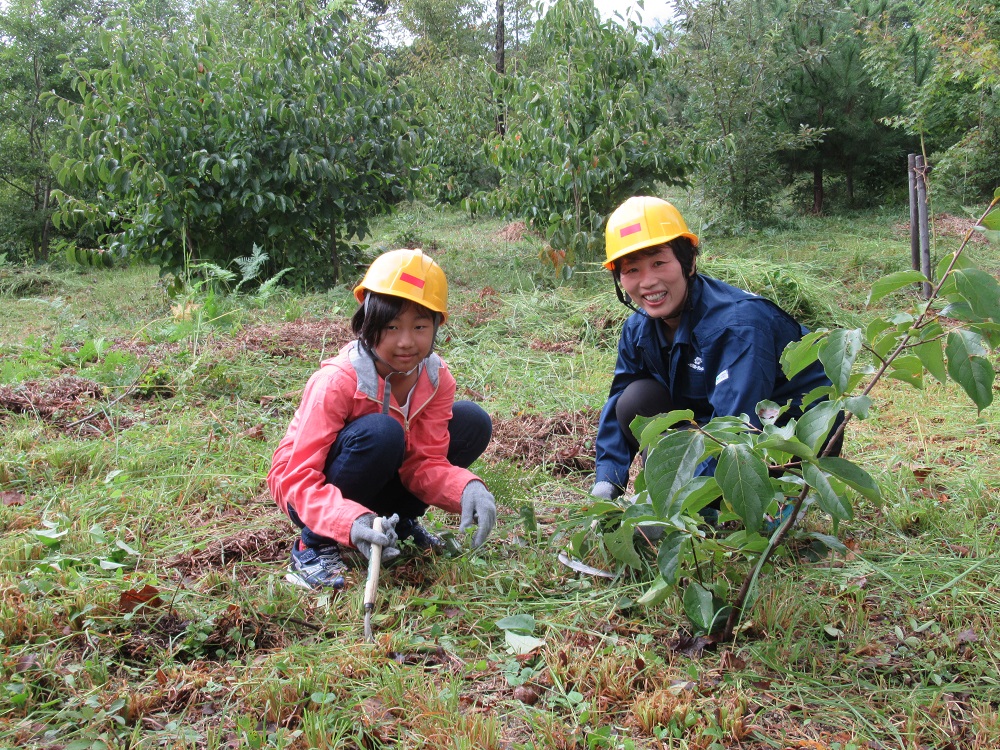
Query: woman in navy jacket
591 197 838 500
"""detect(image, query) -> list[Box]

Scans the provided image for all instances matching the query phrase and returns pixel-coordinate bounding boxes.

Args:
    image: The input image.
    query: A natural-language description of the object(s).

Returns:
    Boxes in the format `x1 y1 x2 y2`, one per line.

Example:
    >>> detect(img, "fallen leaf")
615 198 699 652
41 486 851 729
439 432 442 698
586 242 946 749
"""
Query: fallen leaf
512 686 539 705
240 424 265 441
1 491 25 506
945 543 972 557
956 629 978 644
118 584 163 613
720 650 746 671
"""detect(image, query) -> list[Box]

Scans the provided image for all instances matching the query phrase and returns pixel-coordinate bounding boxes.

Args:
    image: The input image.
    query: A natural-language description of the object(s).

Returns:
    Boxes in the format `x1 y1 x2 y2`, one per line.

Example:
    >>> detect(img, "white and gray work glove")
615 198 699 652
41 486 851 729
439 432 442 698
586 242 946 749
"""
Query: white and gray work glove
590 481 620 500
350 513 401 563
459 482 496 549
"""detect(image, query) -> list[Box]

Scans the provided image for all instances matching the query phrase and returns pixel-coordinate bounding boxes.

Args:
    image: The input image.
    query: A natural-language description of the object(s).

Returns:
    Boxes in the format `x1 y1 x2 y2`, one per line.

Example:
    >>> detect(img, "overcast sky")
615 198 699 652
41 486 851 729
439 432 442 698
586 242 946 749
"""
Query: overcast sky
592 0 676 27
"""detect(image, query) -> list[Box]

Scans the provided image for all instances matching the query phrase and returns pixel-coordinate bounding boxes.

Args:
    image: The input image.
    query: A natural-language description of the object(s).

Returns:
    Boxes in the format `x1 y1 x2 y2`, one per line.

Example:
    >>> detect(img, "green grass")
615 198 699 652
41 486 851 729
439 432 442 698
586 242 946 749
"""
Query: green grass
0 202 998 749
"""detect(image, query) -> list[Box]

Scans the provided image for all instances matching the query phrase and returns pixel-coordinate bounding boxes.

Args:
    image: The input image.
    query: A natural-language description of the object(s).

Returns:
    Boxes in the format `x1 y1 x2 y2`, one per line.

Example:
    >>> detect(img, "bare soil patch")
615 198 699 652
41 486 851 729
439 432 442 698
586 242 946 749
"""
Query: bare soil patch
486 408 599 475
227 318 353 359
168 527 290 582
496 220 530 243
895 213 989 244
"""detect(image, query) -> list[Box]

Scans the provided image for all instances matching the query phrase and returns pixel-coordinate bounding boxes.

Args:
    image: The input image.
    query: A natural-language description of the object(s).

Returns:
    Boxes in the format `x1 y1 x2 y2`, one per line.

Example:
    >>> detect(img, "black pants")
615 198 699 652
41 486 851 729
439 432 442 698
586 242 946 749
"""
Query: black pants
288 400 492 547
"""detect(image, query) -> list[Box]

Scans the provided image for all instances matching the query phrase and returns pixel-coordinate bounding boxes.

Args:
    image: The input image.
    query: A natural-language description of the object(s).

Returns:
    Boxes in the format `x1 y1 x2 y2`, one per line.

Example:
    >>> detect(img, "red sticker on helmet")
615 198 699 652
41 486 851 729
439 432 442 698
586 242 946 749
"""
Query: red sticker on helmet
619 222 643 237
400 272 425 289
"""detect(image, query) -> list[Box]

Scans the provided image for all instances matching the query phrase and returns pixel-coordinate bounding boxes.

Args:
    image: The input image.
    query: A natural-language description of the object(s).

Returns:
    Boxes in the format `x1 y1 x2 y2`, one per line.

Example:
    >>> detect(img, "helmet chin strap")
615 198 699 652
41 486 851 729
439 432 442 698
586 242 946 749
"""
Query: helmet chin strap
612 274 689 322
360 292 441 415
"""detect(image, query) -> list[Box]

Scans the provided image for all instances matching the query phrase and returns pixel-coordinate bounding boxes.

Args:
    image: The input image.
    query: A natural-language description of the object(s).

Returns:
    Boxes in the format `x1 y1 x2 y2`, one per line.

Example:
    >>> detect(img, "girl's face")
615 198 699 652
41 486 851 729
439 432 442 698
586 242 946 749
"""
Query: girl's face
373 303 436 376
619 245 691 328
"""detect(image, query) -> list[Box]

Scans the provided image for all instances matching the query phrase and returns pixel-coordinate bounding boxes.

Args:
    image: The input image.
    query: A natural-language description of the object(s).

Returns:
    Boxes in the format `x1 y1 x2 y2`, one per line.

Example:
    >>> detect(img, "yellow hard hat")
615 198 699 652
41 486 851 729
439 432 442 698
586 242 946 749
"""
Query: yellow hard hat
354 248 449 322
604 196 699 270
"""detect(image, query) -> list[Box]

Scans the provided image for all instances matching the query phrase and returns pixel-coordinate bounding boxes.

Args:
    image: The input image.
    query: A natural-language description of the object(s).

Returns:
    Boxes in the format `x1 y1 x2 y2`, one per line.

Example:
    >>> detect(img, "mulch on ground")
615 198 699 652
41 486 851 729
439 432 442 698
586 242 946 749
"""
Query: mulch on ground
485 408 599 475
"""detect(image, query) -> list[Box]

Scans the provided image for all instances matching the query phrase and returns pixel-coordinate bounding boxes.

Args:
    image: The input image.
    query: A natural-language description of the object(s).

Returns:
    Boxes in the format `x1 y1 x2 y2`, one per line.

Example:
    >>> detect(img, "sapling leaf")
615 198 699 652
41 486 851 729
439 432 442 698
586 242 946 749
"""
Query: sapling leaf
886 355 924 389
754 434 815 460
842 395 871 419
682 581 716 633
495 614 536 633
632 410 695 452
867 271 927 305
780 330 825 379
716 444 770 534
946 330 995 411
818 328 863 394
913 339 947 384
794 400 840 452
604 522 644 569
818 456 880 501
657 531 685 584
676 476 722 516
953 268 1000 321
637 576 672 606
803 463 852 521
809 532 848 555
644 430 705 517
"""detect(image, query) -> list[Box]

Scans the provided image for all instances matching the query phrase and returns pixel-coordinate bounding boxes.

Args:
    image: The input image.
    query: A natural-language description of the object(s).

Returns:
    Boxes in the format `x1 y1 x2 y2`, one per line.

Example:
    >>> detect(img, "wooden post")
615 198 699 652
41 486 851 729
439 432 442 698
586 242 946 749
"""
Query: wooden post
908 154 919 278
914 155 932 299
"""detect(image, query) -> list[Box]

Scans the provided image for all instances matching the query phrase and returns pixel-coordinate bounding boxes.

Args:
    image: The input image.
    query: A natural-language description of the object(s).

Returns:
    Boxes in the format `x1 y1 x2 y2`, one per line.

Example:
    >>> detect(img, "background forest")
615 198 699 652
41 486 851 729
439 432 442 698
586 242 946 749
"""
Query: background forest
1 0 998 278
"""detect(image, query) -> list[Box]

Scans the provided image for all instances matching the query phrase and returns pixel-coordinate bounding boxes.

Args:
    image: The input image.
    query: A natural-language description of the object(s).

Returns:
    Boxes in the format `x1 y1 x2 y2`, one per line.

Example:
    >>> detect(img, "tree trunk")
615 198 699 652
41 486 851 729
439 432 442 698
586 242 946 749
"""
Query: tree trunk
495 0 506 136
812 162 824 214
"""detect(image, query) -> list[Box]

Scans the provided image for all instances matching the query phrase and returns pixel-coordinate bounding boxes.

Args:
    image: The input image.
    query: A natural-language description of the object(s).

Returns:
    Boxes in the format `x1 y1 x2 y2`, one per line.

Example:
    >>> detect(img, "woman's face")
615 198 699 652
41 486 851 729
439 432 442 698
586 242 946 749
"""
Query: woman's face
373 303 436 376
618 245 691 327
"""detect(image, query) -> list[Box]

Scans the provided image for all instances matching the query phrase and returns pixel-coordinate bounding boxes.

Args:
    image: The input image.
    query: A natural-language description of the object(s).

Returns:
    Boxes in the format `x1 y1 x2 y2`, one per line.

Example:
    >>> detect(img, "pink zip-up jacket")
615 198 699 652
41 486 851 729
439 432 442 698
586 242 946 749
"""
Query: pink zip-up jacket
267 340 482 547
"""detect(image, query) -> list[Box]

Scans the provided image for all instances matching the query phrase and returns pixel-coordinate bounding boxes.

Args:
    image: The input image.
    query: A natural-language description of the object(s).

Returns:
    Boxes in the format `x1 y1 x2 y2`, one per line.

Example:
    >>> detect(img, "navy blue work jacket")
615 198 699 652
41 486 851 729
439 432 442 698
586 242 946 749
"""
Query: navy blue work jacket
594 274 832 489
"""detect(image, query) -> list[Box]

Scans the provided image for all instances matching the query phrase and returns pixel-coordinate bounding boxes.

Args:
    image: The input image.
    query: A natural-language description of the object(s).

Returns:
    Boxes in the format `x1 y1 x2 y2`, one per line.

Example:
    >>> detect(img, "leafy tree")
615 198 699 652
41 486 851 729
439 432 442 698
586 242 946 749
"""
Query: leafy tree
48 2 417 287
773 0 914 212
861 0 1000 202
0 0 104 260
671 0 826 226
485 0 690 268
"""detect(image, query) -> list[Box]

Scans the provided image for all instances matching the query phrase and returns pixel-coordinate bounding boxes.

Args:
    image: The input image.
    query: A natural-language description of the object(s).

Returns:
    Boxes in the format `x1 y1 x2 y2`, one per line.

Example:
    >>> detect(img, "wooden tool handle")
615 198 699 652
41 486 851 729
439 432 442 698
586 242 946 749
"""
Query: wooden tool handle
363 516 383 607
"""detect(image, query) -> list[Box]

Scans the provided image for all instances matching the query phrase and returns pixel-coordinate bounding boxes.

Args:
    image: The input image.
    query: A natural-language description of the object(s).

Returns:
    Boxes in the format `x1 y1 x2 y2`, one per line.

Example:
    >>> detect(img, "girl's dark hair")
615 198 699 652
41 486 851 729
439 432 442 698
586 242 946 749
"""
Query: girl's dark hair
612 237 700 279
351 292 438 349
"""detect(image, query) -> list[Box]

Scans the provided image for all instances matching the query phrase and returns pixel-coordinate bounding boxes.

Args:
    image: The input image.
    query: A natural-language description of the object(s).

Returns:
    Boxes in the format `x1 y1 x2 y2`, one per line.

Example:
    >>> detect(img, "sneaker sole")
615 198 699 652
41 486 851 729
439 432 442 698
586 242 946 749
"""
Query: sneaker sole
284 571 317 590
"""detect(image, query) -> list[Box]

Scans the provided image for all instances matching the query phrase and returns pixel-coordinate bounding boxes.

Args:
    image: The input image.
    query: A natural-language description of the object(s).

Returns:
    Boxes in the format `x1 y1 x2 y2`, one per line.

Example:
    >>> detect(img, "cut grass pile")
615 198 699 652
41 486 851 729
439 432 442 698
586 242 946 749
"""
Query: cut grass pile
0 202 998 749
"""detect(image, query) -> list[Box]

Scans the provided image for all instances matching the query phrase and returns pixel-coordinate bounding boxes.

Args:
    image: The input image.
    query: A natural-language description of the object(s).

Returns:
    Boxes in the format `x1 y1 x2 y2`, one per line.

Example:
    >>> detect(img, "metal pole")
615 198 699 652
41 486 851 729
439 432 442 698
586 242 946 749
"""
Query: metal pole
914 155 932 299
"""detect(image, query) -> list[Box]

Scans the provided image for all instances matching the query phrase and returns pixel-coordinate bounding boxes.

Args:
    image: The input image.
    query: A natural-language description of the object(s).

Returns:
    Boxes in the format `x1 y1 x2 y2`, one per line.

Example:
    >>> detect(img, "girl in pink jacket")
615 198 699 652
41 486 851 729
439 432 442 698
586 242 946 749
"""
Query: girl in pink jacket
268 249 496 590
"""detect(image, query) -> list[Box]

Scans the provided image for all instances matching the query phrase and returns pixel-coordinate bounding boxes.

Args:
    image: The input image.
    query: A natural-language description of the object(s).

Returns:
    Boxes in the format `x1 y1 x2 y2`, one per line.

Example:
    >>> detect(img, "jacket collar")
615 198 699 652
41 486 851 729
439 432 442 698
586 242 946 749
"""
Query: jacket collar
347 340 442 400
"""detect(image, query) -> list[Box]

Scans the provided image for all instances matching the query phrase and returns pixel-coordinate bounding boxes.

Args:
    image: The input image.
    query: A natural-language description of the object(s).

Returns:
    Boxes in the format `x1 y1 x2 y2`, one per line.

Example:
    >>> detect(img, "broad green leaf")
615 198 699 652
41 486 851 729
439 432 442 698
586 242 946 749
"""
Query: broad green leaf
867 271 927 305
803 463 852 521
887 355 924 389
780 330 825 379
657 531 686 584
682 582 716 633
682 582 729 634
794 401 841 452
817 456 881 501
644 431 705 517
676 476 722 515
716 444 771 534
842 395 871 419
953 269 1000 321
913 339 947 384
604 522 644 569
808 532 848 555
946 330 995 412
637 576 672 606
755 435 816 461
632 410 695 450
818 329 863 394
495 614 536 633
981 206 1000 229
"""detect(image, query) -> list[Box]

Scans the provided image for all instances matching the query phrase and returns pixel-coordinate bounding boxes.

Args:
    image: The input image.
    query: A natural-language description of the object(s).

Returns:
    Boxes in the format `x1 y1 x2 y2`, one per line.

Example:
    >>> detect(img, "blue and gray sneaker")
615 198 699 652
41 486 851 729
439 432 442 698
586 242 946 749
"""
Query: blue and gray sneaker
285 541 347 590
397 517 444 552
